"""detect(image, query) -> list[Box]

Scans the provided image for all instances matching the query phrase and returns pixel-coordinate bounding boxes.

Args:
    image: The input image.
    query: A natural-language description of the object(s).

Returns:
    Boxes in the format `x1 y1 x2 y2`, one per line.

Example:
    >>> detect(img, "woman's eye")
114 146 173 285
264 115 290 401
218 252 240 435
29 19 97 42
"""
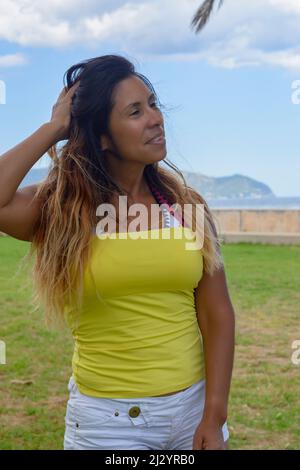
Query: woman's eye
131 102 158 116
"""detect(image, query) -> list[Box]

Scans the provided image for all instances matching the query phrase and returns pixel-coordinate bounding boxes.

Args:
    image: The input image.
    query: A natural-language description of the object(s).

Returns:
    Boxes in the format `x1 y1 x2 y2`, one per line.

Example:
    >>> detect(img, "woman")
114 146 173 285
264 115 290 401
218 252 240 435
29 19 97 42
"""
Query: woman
0 54 235 450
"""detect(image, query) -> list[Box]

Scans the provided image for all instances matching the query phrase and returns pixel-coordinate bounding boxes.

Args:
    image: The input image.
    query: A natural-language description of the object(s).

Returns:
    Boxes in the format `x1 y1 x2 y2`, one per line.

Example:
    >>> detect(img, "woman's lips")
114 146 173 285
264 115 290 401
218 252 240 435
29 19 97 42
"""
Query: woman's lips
146 136 166 145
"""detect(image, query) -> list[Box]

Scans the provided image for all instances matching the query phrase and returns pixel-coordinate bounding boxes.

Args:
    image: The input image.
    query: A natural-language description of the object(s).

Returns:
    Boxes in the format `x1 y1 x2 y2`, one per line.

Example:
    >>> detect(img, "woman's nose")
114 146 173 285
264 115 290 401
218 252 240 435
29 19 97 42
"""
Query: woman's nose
147 106 164 126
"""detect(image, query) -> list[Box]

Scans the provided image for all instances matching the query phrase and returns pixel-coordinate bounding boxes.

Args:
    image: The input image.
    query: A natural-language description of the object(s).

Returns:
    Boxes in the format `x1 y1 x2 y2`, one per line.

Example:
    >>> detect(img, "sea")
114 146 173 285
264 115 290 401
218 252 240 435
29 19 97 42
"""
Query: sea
207 197 300 210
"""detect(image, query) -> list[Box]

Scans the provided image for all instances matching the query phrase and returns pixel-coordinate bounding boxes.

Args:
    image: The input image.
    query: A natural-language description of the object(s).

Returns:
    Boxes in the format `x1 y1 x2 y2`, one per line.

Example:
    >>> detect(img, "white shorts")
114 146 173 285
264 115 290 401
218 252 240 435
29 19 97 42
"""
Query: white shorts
64 376 229 450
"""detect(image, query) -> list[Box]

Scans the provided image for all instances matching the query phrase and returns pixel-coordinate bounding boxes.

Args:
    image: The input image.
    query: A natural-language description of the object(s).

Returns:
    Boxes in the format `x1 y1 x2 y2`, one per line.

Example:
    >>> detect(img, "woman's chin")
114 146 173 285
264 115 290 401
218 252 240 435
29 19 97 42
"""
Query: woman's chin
146 149 167 164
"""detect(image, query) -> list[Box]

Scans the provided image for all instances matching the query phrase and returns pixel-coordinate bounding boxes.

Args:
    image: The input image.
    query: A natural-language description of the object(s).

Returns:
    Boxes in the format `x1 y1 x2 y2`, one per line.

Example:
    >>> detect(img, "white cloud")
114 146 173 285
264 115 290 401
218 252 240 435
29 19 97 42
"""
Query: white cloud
0 53 27 67
1 0 300 70
269 0 300 15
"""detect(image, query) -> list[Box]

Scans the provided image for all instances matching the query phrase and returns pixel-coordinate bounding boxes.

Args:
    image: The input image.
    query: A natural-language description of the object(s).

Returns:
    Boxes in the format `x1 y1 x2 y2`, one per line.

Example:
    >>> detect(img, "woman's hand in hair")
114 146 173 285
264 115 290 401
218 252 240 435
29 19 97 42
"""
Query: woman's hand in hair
50 81 80 142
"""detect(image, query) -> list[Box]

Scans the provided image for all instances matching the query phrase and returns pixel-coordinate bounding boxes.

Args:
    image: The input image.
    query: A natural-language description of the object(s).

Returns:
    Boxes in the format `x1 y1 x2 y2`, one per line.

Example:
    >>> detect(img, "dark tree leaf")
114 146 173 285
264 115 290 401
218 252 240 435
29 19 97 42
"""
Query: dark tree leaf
190 0 224 34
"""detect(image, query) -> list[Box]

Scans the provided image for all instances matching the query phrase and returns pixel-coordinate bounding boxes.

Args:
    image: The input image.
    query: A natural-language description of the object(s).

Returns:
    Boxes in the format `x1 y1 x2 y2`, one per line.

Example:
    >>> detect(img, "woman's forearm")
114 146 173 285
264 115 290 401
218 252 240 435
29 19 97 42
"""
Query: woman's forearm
199 307 235 425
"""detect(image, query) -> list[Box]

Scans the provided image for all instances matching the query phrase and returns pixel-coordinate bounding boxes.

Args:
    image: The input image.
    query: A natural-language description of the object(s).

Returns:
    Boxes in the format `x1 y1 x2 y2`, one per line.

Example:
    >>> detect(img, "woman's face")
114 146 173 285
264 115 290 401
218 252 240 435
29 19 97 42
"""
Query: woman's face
101 75 166 165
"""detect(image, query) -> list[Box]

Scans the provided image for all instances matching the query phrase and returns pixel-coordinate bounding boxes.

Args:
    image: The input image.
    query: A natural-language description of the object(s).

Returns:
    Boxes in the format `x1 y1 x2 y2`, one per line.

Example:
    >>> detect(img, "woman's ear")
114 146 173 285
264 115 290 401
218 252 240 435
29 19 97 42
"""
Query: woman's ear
100 134 112 152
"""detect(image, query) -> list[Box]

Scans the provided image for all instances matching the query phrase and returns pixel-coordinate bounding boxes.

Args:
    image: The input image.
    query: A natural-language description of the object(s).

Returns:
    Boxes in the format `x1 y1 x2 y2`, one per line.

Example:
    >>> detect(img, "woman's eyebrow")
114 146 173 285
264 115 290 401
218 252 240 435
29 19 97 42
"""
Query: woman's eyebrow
123 93 155 111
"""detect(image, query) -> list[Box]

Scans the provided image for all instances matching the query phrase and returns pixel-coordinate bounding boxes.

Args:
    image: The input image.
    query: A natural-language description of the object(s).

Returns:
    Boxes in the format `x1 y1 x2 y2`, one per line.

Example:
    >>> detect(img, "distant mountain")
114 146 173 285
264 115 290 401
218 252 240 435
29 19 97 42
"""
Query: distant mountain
20 167 275 200
181 171 275 200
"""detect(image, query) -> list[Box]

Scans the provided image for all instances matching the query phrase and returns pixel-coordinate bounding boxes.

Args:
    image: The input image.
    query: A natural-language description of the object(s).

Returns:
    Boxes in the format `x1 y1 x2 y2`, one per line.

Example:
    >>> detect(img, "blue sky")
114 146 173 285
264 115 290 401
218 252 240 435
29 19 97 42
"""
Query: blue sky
0 0 300 196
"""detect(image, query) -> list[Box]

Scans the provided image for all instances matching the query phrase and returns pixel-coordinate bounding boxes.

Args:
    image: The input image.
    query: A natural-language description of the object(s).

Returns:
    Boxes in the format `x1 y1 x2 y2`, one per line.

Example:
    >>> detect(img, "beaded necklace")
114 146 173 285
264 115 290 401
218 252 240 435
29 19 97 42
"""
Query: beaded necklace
148 183 186 228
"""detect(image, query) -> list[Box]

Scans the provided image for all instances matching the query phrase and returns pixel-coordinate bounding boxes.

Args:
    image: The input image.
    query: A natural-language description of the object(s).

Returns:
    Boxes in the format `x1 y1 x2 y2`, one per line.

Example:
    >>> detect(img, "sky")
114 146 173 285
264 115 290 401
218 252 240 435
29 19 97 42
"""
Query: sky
0 0 300 197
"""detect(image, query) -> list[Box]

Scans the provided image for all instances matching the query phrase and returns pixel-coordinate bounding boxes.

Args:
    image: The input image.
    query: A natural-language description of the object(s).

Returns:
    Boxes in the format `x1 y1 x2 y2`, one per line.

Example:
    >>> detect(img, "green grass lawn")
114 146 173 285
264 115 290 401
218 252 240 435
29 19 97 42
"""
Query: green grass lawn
0 236 300 449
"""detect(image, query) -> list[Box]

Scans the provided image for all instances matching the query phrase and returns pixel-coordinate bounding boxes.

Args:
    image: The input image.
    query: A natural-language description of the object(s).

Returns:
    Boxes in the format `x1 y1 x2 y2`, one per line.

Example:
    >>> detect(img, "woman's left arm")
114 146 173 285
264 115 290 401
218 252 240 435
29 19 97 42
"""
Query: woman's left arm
192 263 235 450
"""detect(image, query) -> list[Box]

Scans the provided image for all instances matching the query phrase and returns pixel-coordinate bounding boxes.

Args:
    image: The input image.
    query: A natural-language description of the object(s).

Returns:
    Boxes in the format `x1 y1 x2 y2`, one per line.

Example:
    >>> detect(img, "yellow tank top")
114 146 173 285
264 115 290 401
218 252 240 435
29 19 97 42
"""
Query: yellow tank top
64 225 205 398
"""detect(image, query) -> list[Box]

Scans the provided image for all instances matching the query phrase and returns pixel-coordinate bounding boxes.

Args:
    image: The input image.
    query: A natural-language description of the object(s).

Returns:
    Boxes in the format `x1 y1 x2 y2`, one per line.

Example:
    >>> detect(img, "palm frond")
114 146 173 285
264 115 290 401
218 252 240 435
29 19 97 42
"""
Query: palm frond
190 0 224 34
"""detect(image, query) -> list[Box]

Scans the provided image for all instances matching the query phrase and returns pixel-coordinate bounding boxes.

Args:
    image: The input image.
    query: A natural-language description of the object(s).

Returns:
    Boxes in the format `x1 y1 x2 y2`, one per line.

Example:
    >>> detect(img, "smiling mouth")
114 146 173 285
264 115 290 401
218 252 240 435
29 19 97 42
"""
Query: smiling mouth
146 136 166 145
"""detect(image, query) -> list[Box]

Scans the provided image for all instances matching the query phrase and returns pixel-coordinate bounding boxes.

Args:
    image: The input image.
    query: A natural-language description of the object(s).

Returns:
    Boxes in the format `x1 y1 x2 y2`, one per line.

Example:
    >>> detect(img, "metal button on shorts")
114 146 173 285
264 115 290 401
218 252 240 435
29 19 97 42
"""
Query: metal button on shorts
129 406 141 418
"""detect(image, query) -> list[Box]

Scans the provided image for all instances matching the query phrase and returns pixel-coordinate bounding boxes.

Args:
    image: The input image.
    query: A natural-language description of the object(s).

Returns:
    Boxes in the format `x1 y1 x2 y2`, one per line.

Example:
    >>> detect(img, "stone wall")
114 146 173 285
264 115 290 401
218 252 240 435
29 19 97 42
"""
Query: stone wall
211 209 300 245
212 209 300 233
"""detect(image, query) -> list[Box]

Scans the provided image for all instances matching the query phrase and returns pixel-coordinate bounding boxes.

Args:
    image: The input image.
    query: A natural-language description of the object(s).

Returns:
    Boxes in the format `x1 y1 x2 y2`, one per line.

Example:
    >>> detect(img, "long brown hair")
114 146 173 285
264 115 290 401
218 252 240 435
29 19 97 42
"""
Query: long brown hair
21 55 223 329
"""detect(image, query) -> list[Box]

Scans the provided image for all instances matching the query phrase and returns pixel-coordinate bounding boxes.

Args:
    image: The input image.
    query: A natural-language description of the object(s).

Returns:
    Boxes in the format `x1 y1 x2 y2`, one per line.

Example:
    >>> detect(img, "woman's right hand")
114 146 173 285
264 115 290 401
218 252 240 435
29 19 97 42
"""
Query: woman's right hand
50 81 80 142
